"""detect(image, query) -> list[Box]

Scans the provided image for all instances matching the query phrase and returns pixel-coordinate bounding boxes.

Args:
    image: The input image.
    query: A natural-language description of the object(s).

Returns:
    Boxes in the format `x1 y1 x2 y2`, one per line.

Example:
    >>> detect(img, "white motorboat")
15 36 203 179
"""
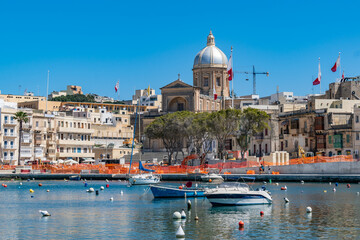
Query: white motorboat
128 173 160 185
200 173 224 183
205 182 272 206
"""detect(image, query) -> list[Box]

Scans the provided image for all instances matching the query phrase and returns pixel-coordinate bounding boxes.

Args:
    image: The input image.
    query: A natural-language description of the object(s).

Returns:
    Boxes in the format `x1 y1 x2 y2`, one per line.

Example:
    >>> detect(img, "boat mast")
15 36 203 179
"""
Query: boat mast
128 100 139 174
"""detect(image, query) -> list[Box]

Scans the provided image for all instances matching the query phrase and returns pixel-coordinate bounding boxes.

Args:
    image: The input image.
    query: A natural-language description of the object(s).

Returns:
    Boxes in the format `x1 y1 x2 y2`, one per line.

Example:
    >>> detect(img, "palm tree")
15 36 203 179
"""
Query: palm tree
14 111 29 166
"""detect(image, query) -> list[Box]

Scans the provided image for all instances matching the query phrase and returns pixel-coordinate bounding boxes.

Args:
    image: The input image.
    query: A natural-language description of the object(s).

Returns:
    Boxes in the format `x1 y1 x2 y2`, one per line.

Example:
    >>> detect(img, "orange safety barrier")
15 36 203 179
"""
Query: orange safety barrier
3 155 356 175
246 170 255 174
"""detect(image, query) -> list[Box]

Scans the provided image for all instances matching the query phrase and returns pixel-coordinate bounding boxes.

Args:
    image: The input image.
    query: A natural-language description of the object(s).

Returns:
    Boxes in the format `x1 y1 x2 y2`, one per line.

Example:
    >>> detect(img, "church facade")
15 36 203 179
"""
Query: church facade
161 31 230 113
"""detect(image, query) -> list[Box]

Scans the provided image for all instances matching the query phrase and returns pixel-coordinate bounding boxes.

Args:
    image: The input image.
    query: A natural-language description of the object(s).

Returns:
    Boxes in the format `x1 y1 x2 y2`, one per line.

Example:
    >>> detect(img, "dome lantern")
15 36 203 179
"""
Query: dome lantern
207 30 215 46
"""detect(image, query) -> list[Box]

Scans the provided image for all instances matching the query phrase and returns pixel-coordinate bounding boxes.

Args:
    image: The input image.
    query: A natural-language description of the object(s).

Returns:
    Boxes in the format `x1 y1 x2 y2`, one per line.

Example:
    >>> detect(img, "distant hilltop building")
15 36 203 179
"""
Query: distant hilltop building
48 85 83 99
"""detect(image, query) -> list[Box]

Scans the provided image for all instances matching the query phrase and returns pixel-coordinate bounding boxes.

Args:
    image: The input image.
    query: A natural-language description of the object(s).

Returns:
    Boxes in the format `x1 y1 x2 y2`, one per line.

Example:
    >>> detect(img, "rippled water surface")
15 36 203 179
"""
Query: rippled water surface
0 180 360 239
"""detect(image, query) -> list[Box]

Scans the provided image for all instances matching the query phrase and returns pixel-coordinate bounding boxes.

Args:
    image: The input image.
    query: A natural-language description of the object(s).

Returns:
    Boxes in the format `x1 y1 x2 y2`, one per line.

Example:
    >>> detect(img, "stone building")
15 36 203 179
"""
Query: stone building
161 31 228 113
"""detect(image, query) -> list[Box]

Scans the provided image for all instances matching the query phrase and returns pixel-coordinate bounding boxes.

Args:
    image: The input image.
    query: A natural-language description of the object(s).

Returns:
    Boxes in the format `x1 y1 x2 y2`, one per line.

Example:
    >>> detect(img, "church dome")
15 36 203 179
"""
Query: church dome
193 31 228 68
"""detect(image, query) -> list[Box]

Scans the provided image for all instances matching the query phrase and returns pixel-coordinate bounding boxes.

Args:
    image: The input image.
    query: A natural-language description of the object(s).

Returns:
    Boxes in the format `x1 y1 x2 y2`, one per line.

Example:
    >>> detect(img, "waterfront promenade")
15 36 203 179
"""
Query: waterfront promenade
1 173 360 183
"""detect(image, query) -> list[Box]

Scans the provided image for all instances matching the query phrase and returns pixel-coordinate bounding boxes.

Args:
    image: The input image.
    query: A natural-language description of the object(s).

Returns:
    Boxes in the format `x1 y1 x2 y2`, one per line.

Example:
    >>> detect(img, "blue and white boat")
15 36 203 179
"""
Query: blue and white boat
205 182 272 206
150 185 206 198
128 161 160 185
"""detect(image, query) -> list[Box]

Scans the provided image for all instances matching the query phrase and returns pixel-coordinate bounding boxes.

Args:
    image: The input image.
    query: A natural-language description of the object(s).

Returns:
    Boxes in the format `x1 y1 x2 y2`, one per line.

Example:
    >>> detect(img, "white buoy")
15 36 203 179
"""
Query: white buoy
181 209 186 219
357 192 359 195
284 197 289 203
176 225 185 238
89 188 95 192
106 179 109 182
275 183 279 186
306 207 312 213
333 188 336 192
301 180 304 184
329 182 332 185
173 211 181 219
110 197 114 201
39 210 51 217
121 190 124 195
46 190 50 192
100 186 105 190
20 182 23 185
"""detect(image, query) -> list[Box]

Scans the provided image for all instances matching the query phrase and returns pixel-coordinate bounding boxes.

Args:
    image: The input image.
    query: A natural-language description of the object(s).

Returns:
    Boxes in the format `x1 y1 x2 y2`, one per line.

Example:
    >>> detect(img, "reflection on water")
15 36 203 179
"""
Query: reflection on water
0 181 359 239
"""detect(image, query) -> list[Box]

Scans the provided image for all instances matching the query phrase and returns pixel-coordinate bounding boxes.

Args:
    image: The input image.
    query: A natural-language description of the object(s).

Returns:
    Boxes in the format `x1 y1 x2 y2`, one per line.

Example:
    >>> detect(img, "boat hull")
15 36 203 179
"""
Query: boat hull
150 186 205 198
205 193 272 206
129 178 160 185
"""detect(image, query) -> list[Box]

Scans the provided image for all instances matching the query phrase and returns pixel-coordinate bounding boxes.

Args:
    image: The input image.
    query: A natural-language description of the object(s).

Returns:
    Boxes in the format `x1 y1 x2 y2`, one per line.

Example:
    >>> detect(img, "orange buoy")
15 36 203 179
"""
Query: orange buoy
179 186 183 189
260 211 264 216
3 184 7 188
209 179 212 183
238 220 244 230
38 183 42 187
106 184 109 188
281 186 287 190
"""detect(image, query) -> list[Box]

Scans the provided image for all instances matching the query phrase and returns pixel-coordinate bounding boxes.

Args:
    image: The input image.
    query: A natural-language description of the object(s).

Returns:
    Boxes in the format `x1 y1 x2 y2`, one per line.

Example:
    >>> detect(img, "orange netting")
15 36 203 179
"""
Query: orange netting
1 155 356 174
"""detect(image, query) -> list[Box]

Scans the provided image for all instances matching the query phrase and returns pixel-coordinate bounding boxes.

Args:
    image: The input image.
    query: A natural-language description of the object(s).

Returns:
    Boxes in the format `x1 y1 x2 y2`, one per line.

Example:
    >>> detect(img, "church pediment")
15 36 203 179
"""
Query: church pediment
161 79 193 89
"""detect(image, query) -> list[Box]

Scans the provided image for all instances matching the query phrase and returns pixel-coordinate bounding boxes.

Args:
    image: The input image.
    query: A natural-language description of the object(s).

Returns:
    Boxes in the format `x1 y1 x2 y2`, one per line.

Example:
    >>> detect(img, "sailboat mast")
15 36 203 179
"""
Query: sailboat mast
128 100 139 174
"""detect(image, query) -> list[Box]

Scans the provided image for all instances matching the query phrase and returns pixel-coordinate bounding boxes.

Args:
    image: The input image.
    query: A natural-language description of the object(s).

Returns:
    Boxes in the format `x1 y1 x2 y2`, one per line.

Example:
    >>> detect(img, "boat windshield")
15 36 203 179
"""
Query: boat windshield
218 182 249 189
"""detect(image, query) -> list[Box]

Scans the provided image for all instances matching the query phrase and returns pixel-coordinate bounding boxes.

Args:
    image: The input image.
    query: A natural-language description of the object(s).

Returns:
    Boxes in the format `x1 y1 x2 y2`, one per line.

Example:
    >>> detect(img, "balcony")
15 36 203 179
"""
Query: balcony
23 123 32 129
4 120 16 125
4 133 16 137
3 156 15 161
3 145 16 149
35 139 46 145
57 126 94 134
56 152 94 158
57 139 95 146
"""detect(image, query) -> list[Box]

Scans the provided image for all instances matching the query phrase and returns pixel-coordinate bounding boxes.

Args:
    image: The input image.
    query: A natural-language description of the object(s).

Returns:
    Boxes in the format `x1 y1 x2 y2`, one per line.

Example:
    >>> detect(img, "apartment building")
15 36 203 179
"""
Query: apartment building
55 112 95 161
0 103 34 165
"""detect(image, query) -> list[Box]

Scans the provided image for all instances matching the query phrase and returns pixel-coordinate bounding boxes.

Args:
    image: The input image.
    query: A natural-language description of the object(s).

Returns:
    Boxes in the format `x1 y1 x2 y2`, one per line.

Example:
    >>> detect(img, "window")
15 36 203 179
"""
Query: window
357 115 359 123
216 77 221 86
204 77 209 87
36 121 39 127
329 136 332 144
357 133 359 141
265 128 268 136
83 148 87 153
73 148 76 153
285 140 288 148
305 138 308 147
347 134 350 143
77 148 81 153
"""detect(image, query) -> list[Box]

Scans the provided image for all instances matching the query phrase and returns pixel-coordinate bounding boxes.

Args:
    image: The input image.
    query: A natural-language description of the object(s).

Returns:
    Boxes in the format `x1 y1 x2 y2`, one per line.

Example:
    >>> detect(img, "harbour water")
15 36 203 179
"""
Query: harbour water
0 180 360 239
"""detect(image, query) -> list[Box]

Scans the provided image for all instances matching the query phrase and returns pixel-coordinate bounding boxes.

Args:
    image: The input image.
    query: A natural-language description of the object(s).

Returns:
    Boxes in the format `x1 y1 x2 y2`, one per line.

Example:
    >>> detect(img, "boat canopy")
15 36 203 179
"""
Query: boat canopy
139 161 155 172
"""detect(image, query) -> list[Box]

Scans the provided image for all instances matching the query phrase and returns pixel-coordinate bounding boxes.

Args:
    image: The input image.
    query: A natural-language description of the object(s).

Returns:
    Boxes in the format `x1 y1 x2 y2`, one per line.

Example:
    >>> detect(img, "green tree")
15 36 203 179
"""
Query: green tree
236 108 269 160
50 94 95 102
207 109 242 159
186 112 213 164
14 111 29 166
145 111 192 165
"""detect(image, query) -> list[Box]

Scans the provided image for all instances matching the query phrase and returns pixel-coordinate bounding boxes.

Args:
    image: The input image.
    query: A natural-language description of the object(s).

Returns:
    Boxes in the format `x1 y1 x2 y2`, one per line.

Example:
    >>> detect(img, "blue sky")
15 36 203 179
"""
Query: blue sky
1 0 360 100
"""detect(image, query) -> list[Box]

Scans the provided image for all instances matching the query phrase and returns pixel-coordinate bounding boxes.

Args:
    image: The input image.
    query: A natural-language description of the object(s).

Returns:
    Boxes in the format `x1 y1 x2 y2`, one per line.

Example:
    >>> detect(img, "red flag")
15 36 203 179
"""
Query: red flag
115 80 119 92
331 53 340 72
313 59 321 86
227 52 233 81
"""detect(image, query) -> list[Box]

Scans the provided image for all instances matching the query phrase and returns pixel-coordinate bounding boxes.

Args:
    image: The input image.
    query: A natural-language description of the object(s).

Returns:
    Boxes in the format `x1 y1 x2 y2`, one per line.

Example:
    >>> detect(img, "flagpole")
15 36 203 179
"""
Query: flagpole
319 57 321 94
339 52 341 80
231 46 234 108
46 70 49 113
